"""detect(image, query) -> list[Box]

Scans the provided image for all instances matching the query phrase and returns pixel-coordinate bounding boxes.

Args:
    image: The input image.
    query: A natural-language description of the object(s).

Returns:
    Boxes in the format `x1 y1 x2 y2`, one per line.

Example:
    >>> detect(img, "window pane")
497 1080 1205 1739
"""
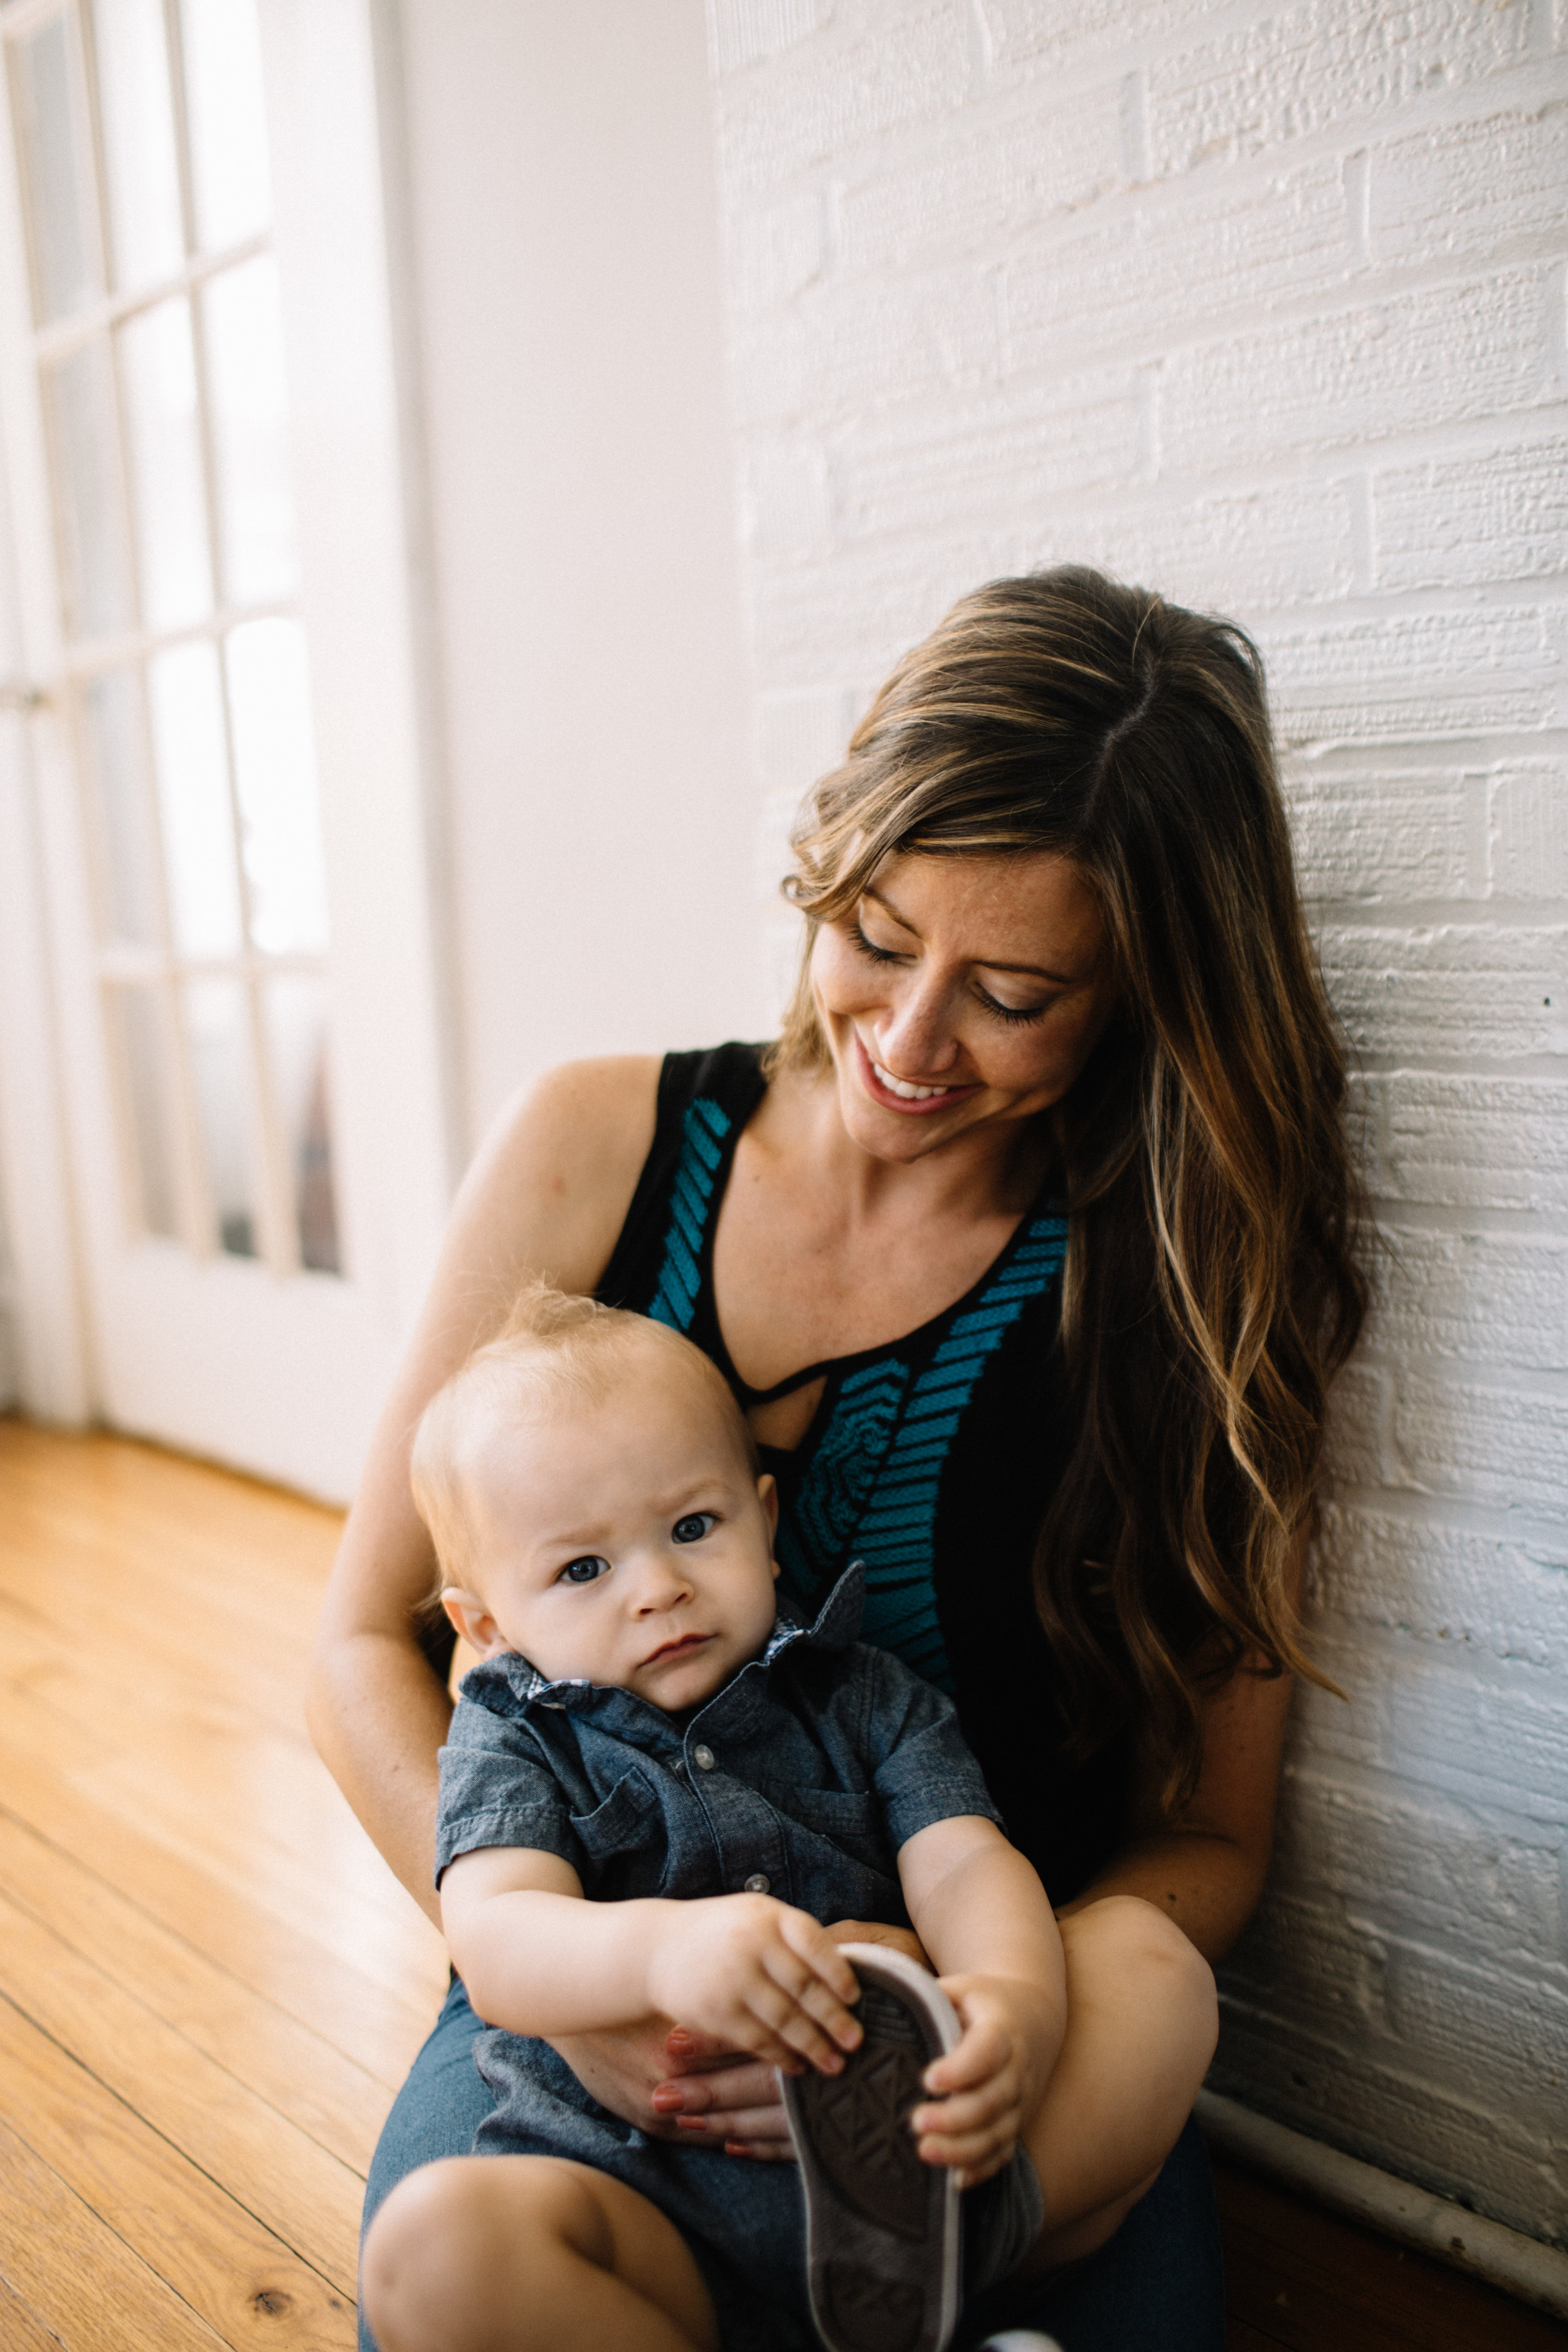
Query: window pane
43 339 134 640
263 976 341 1274
81 667 162 946
177 0 270 250
147 639 241 957
90 0 184 292
203 257 298 603
119 296 212 630
107 982 179 1237
10 16 97 322
183 975 258 1256
225 618 327 953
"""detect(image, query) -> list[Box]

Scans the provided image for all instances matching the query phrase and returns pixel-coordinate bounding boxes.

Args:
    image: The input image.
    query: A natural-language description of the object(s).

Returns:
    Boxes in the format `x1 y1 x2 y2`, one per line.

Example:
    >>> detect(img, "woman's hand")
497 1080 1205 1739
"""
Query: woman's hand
546 2018 765 2139
647 1917 930 2156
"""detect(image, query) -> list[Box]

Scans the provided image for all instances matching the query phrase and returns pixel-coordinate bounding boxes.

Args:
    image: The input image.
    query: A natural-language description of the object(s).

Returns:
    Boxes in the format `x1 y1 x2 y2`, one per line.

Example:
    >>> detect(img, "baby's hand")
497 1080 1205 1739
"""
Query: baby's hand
646 1895 864 2078
911 1975 1057 2188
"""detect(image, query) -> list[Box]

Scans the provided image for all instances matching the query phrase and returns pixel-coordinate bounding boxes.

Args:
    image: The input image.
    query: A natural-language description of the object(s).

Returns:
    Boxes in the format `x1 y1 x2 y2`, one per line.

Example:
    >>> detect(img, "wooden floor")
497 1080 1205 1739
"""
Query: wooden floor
0 1421 1560 2351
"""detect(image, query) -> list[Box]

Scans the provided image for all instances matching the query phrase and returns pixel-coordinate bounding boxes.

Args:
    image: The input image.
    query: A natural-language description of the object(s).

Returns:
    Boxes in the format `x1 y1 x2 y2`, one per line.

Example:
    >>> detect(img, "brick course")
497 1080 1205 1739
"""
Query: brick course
707 0 1568 2245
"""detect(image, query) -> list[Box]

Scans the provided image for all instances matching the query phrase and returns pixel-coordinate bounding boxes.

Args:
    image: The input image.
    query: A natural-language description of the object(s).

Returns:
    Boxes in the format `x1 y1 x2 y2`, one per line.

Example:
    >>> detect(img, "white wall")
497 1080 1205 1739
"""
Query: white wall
393 0 768 1150
705 0 1568 2245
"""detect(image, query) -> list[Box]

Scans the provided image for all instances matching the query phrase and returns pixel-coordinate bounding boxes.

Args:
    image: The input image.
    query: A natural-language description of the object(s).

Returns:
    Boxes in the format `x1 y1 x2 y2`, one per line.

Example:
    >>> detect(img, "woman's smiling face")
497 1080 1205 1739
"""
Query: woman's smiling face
809 849 1118 1161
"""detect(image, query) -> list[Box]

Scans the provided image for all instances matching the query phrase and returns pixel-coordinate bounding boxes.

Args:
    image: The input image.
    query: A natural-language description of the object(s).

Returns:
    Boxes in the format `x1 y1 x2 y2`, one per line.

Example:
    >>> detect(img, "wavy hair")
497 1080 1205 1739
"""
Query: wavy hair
771 567 1367 1810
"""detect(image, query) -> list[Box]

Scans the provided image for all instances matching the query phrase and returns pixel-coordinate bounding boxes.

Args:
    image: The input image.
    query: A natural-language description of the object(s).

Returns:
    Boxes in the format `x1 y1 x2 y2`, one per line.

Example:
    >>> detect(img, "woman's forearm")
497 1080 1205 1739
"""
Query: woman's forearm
305 1628 453 1928
1059 1828 1266 1965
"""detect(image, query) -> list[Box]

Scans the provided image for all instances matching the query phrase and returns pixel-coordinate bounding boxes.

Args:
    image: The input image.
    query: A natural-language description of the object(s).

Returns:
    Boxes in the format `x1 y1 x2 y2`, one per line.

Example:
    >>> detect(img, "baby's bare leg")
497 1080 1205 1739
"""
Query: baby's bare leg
361 2154 721 2352
1017 1895 1219 2273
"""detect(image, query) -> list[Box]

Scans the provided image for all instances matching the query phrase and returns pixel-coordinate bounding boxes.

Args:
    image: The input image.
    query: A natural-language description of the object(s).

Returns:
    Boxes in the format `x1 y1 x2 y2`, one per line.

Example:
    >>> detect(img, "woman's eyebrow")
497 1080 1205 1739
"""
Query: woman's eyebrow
862 885 1076 985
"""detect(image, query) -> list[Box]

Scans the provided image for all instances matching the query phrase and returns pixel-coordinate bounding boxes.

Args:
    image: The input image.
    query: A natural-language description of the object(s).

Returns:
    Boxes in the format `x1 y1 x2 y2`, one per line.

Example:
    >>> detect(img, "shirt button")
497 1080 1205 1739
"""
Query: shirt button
692 1744 716 1771
743 1873 770 1895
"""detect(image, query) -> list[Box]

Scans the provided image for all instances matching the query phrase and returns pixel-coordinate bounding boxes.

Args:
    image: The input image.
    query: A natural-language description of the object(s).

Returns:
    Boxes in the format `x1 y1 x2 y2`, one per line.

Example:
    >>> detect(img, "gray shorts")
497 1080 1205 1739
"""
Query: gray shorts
474 2030 1043 2352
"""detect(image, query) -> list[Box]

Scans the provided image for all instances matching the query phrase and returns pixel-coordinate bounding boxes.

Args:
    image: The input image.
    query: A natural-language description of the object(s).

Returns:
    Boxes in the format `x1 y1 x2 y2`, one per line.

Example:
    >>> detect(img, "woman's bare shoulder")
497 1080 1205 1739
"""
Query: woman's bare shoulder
453 1055 662 1296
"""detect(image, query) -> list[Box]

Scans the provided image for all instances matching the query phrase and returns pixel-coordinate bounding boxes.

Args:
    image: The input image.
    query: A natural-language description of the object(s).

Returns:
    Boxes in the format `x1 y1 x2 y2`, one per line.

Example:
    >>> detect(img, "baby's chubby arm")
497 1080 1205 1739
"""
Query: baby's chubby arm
898 1816 1066 2188
440 1846 867 2077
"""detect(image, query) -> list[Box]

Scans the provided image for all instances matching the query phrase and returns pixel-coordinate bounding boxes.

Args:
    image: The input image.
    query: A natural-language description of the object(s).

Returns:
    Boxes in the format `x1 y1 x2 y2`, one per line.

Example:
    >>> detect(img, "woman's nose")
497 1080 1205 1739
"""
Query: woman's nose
874 971 961 1076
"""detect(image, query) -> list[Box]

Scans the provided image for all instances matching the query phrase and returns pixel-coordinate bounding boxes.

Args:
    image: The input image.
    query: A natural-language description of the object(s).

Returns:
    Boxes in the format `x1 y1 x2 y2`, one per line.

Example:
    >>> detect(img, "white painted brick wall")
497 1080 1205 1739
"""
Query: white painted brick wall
706 0 1568 2245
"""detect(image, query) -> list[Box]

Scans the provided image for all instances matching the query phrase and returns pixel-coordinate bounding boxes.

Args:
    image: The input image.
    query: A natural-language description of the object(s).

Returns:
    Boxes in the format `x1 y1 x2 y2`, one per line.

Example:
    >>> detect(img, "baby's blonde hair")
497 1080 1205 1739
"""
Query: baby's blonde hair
410 1281 755 1599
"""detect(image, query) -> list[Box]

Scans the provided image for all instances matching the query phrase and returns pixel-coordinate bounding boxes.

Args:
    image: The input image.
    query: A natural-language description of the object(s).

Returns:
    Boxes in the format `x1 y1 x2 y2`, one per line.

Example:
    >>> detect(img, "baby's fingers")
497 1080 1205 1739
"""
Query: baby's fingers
923 2011 1009 2098
911 2070 1015 2148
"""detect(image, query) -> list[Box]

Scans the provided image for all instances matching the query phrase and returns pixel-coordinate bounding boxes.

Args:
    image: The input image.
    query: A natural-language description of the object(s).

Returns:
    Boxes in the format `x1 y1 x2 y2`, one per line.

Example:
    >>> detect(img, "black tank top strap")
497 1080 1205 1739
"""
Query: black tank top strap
595 1042 767 1328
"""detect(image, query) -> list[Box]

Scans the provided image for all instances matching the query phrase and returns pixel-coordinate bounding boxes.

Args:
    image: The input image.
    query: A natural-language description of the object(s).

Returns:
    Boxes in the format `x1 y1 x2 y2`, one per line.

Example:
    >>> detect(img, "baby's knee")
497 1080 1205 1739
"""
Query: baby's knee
361 2158 537 2352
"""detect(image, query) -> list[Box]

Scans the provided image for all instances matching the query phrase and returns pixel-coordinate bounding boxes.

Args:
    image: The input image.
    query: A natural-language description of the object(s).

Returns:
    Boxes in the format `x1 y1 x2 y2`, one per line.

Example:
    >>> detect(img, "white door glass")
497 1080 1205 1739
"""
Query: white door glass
8 0 340 1279
0 0 453 1497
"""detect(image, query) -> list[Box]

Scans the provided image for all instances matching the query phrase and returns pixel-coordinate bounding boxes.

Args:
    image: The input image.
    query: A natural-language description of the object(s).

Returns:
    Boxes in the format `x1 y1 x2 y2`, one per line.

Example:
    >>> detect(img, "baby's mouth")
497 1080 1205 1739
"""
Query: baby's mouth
642 1631 713 1668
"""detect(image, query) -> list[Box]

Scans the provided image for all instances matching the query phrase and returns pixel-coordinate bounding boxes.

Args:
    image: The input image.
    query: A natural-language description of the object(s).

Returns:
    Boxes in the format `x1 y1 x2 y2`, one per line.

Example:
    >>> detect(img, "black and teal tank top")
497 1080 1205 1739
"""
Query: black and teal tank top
596 1042 1129 1903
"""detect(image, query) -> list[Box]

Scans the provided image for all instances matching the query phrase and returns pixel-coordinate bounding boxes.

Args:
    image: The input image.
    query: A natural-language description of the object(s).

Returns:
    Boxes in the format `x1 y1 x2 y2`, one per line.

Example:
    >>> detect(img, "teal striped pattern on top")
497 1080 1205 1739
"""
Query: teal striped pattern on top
647 1098 731 1333
775 1357 910 1602
836 1215 1068 1690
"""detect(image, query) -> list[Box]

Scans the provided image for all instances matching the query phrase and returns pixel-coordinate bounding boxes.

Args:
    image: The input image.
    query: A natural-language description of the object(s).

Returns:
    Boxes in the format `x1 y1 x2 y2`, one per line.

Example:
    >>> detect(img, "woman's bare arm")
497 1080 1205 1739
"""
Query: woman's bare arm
305 1056 659 1924
1059 1536 1308 1963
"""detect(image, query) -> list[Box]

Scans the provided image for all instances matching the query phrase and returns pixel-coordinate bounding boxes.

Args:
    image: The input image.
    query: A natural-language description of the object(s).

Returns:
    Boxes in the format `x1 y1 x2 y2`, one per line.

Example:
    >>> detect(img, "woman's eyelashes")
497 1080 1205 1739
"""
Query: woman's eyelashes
850 919 1052 1027
975 983 1052 1027
672 1512 716 1545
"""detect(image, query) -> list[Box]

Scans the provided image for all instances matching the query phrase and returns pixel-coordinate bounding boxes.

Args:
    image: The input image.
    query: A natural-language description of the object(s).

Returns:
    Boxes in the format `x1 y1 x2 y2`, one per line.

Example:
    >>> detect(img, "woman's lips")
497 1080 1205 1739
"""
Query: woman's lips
854 1033 979 1115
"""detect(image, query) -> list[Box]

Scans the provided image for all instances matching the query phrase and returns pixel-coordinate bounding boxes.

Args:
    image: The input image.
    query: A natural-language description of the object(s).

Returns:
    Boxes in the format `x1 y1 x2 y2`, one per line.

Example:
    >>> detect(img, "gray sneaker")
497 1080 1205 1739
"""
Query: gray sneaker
780 1942 962 2352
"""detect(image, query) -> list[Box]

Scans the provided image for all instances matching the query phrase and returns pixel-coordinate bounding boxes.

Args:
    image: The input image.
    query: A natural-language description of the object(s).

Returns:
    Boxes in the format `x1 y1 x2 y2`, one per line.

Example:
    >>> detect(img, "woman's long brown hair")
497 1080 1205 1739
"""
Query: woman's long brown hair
771 567 1367 1812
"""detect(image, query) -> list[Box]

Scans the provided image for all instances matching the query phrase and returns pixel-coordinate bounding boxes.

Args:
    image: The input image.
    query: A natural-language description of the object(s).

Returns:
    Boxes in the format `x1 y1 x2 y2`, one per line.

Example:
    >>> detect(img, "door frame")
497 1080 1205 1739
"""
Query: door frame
0 0 460 1495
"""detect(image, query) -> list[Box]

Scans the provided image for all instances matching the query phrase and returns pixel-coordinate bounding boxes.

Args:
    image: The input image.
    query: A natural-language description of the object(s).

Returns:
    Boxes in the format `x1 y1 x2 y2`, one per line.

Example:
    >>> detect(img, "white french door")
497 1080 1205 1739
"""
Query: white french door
0 0 454 1499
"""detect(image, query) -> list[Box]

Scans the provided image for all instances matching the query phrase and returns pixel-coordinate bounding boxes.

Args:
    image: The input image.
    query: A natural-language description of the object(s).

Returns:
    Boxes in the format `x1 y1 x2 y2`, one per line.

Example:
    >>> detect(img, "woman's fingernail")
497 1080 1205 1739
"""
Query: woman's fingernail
675 2115 709 2132
666 2028 694 2050
650 2088 684 2112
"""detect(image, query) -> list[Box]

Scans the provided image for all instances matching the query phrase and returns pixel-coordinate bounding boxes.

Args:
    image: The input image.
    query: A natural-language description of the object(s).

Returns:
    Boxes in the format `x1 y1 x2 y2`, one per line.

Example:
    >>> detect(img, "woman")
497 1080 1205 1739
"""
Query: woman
311 566 1365 2351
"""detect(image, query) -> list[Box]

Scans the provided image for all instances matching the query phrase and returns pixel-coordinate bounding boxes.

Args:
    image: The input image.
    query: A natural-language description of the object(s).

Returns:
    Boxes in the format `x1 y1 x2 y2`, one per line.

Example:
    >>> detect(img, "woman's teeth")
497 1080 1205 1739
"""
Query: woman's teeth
872 1060 954 1101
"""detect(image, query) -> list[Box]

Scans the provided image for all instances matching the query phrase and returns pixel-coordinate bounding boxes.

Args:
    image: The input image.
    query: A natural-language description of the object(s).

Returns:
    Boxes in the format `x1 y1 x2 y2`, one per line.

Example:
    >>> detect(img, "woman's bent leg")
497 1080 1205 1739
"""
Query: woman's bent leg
955 2114 1224 2352
1022 1895 1219 2268
359 1977 495 2352
363 2155 721 2352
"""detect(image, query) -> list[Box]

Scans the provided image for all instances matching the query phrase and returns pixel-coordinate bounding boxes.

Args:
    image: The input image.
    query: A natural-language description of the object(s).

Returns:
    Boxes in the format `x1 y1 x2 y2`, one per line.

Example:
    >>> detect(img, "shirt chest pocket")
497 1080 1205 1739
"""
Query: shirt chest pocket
569 1767 667 1898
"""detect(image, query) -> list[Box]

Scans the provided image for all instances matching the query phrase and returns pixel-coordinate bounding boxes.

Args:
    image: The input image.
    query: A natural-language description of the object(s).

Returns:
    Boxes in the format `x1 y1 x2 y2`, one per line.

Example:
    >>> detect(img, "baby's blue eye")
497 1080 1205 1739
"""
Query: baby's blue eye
672 1513 715 1545
559 1555 610 1586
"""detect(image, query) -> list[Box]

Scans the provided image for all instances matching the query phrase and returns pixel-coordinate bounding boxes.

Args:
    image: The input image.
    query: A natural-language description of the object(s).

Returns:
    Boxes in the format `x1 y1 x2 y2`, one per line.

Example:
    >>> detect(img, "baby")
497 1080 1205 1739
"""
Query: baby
362 1286 1067 2352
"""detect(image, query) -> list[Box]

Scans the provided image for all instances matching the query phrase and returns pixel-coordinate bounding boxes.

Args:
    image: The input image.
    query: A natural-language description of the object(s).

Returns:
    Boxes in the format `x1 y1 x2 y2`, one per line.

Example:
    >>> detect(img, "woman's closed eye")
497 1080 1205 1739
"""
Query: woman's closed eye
671 1512 716 1545
558 1555 611 1586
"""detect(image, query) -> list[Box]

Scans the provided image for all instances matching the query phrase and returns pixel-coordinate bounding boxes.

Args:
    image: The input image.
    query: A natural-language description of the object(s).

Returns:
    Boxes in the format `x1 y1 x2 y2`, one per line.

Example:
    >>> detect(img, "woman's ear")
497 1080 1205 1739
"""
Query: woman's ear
441 1588 506 1657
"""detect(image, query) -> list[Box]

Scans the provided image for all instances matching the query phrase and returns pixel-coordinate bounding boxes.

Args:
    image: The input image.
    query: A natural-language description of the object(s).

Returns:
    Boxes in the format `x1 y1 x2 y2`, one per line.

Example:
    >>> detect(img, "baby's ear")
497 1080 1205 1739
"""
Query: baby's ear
441 1588 506 1657
756 1471 781 1574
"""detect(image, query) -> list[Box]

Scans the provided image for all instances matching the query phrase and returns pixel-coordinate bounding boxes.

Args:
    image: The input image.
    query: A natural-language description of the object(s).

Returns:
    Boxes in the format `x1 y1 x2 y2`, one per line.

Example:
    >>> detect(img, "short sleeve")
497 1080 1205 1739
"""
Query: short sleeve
859 1648 1005 1853
435 1692 578 1886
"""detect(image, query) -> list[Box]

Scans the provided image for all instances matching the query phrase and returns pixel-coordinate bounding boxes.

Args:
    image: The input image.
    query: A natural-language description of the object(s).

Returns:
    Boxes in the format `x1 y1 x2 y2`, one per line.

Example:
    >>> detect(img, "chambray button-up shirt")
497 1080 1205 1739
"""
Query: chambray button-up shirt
435 1565 1002 1928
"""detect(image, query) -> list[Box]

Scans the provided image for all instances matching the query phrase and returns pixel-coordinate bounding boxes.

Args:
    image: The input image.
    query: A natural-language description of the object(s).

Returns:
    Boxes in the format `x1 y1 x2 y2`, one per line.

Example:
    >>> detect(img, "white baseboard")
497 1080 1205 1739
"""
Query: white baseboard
1197 2090 1568 2323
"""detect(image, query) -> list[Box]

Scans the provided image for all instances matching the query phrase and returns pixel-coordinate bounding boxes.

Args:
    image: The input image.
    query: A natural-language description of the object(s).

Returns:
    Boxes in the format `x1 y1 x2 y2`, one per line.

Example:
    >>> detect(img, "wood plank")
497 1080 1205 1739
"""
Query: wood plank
0 2121 230 2352
1214 2161 1567 2352
0 1890 363 2296
0 1727 440 2082
0 1634 434 1945
0 2271 75 2351
0 1811 383 2174
0 1994 356 2349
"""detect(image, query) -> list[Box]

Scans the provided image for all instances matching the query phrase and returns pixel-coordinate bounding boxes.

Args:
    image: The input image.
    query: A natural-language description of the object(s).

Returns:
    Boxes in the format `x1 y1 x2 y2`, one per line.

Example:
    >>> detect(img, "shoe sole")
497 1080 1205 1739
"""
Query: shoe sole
780 1942 961 2352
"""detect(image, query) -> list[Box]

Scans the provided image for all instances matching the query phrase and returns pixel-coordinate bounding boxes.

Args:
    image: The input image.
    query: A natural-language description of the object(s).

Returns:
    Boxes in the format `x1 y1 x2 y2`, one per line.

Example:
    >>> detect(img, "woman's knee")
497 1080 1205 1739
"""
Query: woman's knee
1064 1895 1219 2038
